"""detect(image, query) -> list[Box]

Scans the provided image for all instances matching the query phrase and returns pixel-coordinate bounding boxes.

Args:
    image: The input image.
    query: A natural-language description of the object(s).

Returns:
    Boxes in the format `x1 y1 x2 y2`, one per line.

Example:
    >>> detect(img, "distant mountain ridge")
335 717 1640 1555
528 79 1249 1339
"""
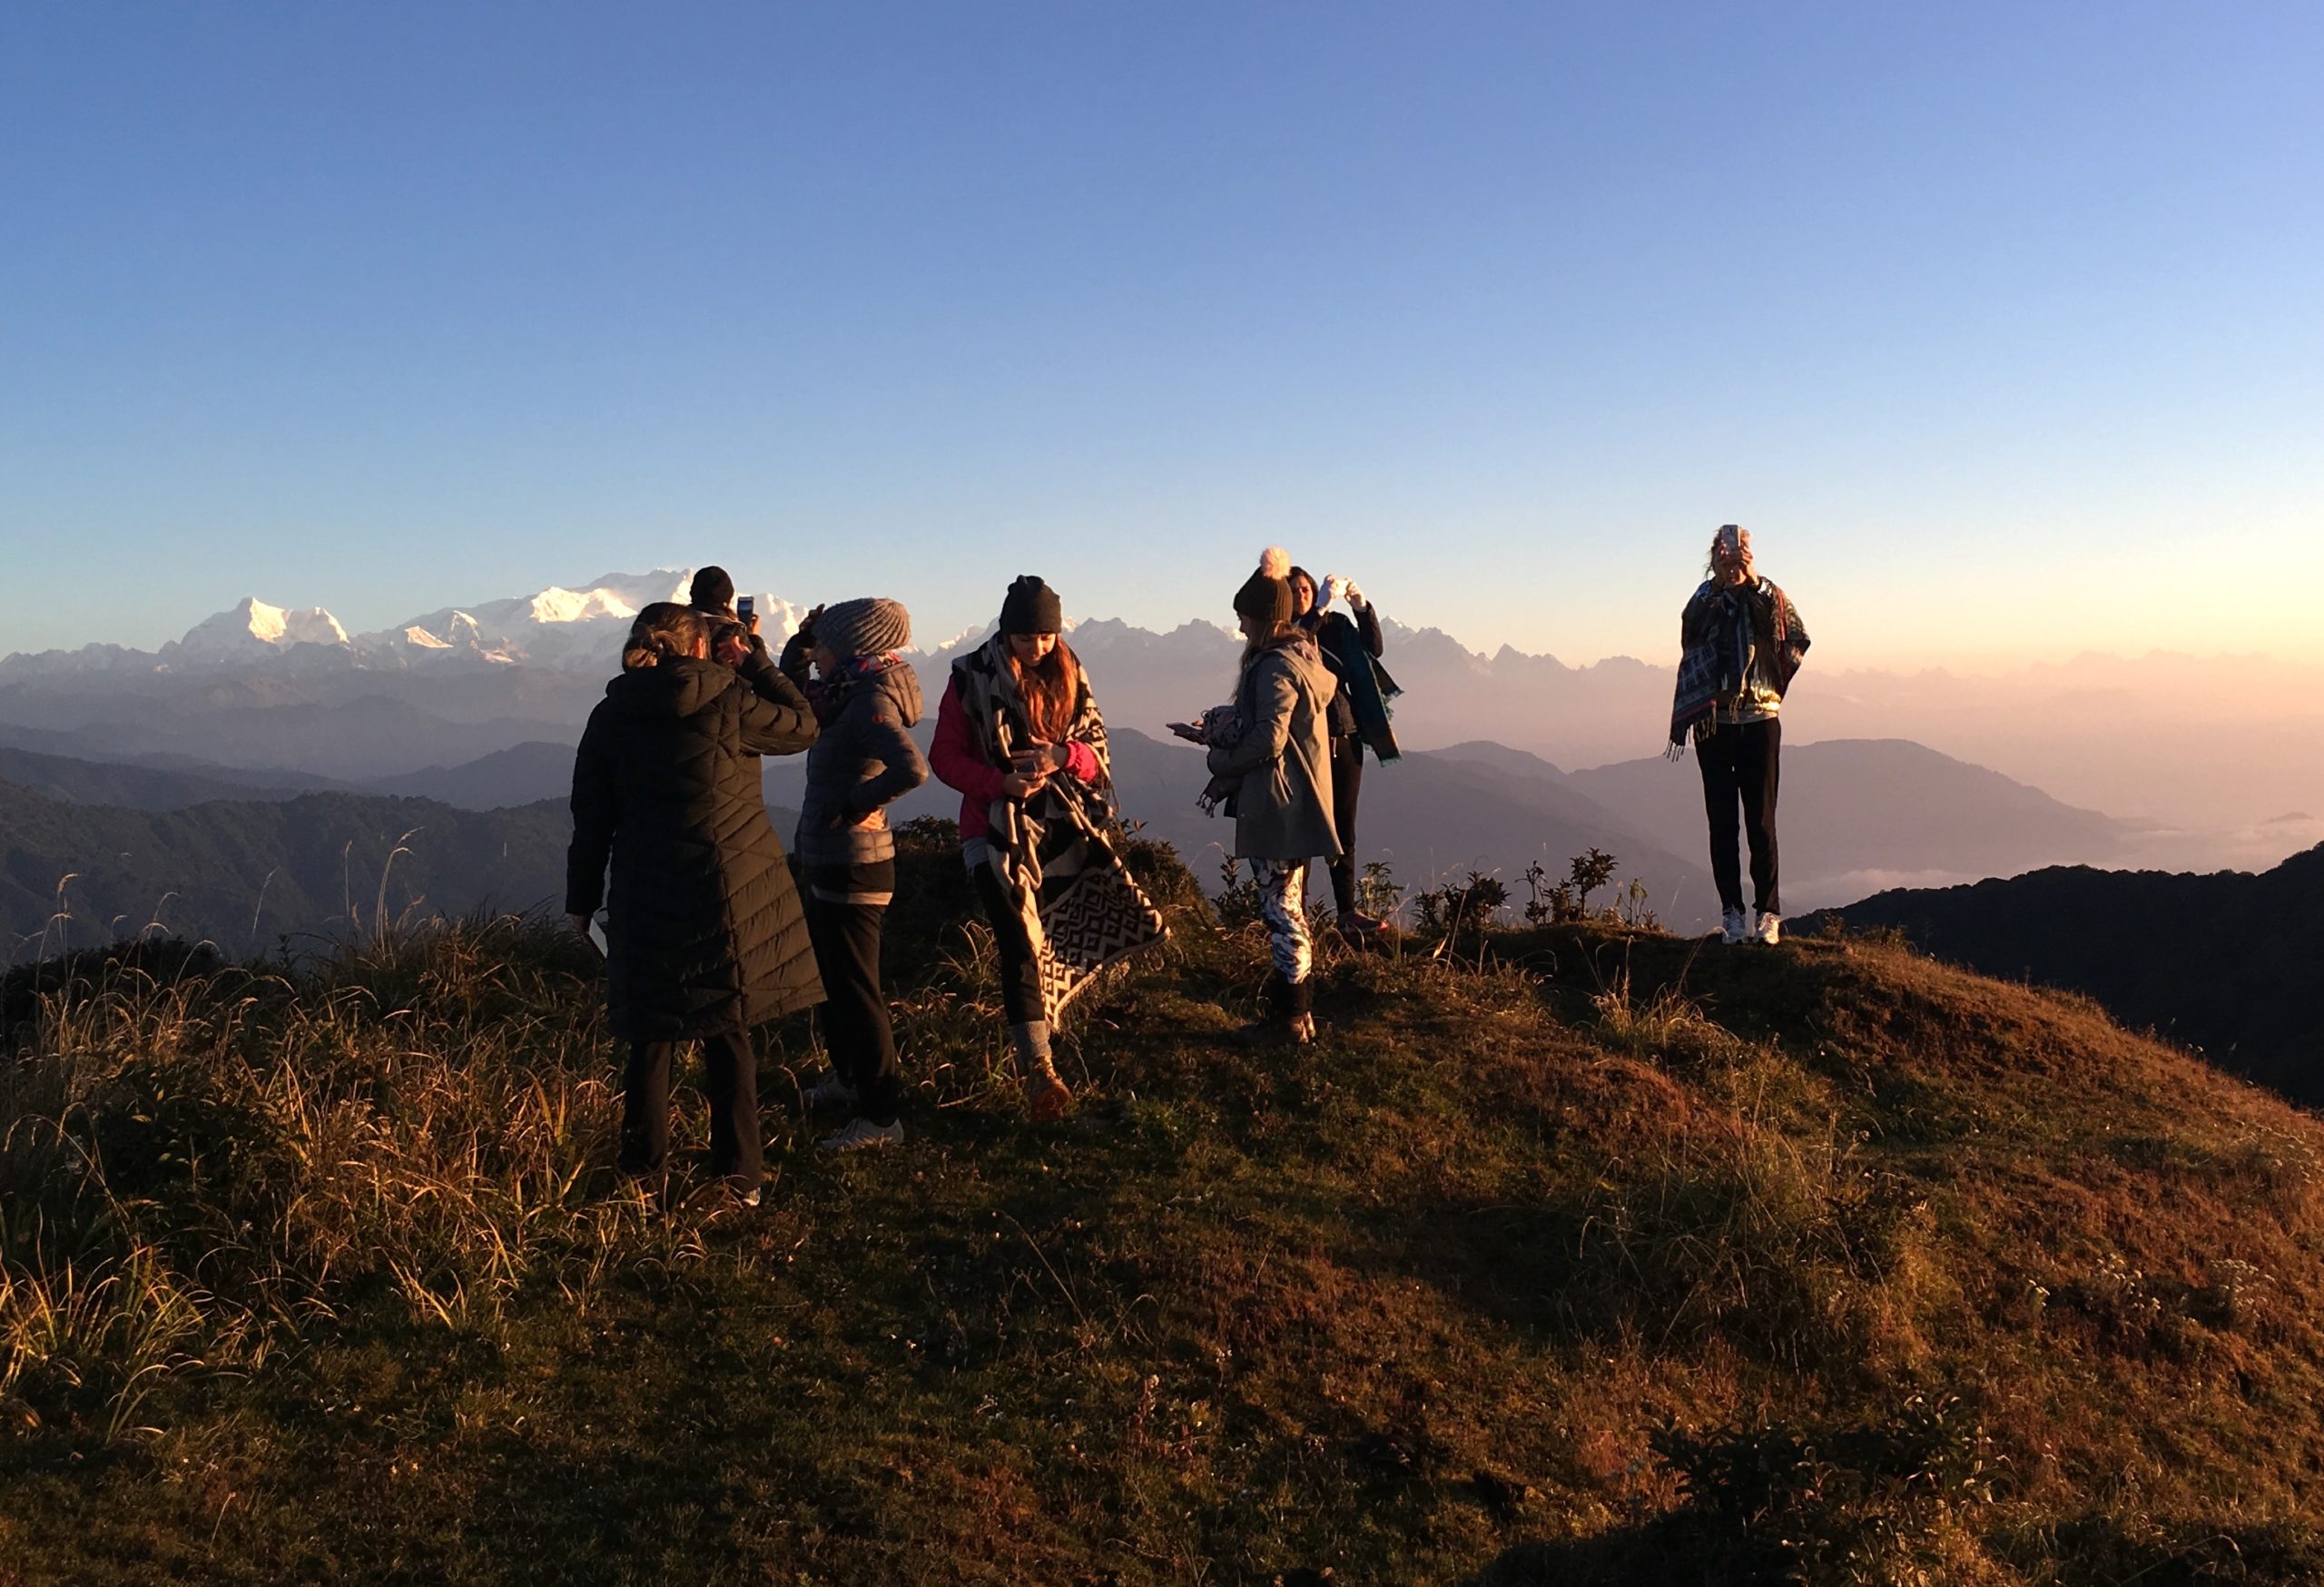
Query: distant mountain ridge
1804 844 2324 1105
0 745 324 810
6 728 2159 955
0 779 573 964
0 570 809 681
9 568 2317 882
10 571 2319 853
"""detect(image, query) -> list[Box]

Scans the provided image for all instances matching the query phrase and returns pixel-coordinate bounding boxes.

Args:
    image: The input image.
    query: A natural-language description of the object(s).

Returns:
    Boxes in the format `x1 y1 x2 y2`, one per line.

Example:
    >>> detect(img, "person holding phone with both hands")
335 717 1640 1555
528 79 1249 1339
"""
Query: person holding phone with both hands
930 575 1167 1119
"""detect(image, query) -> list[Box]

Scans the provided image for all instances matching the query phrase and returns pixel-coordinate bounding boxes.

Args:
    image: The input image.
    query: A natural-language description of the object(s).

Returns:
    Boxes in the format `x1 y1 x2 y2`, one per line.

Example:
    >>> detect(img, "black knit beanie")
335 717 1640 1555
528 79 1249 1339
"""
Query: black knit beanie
999 576 1063 636
688 566 735 613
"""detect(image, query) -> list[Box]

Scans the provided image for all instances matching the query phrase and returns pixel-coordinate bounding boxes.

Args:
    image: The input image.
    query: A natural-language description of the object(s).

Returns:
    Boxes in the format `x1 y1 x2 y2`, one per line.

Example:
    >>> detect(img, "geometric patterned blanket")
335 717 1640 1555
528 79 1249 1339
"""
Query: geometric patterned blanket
952 636 1168 1025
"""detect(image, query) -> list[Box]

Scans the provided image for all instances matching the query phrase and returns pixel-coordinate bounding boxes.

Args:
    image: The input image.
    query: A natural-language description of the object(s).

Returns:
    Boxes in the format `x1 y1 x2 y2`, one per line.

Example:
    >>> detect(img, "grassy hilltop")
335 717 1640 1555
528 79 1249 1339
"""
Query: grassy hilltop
4 832 2322 1585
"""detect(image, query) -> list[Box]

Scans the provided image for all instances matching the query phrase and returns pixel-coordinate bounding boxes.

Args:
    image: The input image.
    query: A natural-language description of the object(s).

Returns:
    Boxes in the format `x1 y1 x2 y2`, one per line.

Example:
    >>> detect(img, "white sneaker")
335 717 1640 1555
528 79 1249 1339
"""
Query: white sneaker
1720 908 1747 944
802 1070 858 1113
819 1117 903 1152
1751 911 1782 946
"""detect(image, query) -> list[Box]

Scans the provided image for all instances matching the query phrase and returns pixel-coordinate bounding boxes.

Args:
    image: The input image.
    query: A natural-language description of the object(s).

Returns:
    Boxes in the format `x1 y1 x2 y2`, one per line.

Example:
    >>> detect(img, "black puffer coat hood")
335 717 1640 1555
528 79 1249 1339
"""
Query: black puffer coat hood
566 655 822 1040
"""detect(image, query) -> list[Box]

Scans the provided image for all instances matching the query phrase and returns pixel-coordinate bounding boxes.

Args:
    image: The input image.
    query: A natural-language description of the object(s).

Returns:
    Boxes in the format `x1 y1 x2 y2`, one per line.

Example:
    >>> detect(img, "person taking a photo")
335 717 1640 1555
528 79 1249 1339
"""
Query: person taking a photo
566 600 822 1203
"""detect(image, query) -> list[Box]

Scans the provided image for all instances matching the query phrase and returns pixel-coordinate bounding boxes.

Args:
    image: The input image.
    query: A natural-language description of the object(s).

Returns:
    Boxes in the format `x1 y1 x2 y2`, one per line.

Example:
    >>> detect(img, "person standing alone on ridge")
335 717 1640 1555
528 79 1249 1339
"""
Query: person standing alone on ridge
1669 524 1810 945
1288 564 1400 938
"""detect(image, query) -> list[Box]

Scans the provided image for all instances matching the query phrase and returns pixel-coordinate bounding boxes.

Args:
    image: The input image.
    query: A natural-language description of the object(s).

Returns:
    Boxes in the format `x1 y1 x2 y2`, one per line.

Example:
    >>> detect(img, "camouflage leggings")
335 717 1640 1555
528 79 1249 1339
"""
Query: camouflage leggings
1249 858 1313 983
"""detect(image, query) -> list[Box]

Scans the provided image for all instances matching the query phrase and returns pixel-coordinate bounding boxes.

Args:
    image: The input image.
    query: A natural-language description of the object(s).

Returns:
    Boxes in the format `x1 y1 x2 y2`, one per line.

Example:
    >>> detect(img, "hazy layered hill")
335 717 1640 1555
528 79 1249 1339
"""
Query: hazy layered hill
0 739 578 813
367 741 577 808
1807 843 2324 1104
0 689 586 784
0 744 329 810
6 726 2163 943
0 781 571 962
7 567 2311 888
1559 737 2132 909
10 568 2319 878
1088 729 1716 915
749 725 1717 919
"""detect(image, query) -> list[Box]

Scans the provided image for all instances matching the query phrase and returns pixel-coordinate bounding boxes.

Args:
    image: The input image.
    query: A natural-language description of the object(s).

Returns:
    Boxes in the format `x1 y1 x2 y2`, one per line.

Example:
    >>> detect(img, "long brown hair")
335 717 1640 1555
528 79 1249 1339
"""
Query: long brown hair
1238 617 1301 670
1010 638 1082 741
622 603 706 672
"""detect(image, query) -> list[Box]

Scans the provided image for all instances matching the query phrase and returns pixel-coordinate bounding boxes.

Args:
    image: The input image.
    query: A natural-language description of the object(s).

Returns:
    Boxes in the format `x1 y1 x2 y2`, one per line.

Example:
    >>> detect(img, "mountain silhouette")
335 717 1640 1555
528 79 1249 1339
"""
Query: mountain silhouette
0 744 331 808
1805 843 2324 1103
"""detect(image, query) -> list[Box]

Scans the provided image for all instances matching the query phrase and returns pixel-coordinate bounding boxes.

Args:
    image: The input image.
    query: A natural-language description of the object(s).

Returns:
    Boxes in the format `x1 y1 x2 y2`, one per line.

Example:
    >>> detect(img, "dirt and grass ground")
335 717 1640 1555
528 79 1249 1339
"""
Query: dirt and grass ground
5 836 2322 1584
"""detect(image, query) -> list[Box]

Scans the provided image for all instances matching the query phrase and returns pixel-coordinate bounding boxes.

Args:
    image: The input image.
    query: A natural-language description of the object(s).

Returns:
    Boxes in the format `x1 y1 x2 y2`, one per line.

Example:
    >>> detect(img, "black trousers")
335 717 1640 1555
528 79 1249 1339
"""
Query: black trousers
1324 734 1364 916
622 1029 760 1188
804 893 902 1125
1696 717 1781 914
970 857 1044 1028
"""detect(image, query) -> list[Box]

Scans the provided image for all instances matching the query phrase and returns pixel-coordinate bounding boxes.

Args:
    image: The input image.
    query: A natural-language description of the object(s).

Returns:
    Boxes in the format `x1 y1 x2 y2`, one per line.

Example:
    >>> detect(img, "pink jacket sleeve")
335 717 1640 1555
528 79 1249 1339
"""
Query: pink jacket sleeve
931 679 1009 805
1062 739 1100 783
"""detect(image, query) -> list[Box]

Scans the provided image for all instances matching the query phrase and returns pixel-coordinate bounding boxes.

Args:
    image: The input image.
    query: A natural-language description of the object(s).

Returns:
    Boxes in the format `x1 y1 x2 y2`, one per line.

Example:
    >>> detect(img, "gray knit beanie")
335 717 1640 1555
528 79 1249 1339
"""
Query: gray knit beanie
817 596 911 659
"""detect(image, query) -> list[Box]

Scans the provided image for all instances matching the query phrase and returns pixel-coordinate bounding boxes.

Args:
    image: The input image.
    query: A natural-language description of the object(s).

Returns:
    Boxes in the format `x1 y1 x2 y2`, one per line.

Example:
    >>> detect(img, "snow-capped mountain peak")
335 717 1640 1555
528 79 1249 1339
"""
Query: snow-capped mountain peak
525 586 643 626
5 571 795 678
173 597 352 657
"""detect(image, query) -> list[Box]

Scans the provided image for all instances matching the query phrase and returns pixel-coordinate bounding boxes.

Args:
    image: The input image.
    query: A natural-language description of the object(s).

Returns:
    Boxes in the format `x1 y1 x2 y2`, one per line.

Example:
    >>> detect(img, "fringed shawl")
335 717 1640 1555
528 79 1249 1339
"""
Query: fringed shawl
950 636 1168 1024
1671 577 1808 741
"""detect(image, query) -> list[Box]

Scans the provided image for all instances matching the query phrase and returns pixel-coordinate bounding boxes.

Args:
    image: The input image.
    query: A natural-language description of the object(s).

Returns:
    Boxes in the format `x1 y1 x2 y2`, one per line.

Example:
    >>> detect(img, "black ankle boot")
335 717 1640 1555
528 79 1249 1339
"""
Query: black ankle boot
1231 973 1306 1047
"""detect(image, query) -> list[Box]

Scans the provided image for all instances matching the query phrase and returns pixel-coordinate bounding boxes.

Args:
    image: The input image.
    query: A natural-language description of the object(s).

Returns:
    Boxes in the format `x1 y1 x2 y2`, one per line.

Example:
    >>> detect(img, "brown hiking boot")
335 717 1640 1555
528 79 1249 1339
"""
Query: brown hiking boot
1025 1071 1074 1122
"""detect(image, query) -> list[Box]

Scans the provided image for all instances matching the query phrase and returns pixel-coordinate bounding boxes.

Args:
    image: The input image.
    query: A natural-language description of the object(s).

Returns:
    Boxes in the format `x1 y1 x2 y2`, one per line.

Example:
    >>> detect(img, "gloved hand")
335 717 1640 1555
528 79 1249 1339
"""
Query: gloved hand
1341 578 1366 608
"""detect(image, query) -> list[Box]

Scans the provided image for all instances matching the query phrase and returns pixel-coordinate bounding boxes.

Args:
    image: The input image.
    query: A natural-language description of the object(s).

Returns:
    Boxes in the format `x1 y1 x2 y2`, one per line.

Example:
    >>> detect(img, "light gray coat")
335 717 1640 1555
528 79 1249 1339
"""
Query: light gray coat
1206 637 1342 862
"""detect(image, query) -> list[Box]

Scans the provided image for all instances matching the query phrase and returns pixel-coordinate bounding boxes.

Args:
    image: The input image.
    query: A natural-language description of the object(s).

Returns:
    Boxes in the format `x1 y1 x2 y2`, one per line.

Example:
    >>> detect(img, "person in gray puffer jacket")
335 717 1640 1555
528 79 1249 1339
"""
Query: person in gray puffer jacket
1202 547 1340 1047
778 597 929 1150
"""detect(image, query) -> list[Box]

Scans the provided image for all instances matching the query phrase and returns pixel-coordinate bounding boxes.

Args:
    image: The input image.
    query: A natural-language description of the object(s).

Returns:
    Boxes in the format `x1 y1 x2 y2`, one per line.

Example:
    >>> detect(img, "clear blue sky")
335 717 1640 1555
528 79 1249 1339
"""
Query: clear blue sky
3 2 2319 666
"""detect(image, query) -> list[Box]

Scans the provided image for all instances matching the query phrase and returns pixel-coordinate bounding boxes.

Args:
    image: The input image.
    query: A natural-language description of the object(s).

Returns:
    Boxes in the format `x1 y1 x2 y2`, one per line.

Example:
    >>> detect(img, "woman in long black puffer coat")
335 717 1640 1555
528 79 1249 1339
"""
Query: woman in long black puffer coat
566 601 822 1202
